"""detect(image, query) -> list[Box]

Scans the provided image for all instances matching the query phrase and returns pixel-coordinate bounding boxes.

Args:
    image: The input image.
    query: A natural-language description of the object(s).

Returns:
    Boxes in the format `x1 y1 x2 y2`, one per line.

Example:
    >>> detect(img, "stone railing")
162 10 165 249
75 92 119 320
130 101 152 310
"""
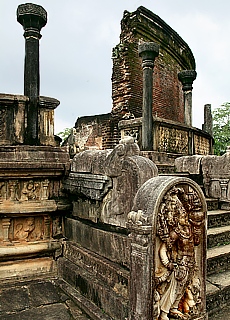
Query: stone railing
119 116 213 156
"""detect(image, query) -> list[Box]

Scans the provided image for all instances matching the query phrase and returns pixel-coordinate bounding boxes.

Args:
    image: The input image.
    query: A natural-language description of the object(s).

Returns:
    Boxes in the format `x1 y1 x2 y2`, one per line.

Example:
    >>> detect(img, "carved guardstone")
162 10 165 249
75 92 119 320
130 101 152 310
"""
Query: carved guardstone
127 176 207 320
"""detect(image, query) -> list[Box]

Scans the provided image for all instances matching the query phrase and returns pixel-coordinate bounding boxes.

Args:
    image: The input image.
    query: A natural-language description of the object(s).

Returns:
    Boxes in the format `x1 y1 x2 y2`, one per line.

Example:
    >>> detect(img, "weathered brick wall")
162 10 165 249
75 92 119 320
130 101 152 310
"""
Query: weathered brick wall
112 6 196 124
74 113 112 151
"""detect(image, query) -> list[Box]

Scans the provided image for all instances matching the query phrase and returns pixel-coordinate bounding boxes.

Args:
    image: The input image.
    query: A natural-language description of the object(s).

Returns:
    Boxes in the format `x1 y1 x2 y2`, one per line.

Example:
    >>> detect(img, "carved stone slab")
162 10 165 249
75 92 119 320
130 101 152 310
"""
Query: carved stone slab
127 176 207 320
64 172 112 201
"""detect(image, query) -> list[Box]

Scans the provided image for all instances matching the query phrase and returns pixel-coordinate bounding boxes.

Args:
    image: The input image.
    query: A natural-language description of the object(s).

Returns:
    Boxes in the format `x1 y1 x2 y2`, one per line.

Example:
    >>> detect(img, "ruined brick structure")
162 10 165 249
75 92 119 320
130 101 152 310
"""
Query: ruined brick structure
111 6 195 123
1 4 230 320
74 6 212 155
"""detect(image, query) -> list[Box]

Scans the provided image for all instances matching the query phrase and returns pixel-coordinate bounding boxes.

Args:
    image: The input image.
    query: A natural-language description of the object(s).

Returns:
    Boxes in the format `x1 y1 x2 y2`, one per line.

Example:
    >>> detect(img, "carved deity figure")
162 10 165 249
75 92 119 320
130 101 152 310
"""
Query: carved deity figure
155 187 204 320
14 217 42 241
20 180 40 201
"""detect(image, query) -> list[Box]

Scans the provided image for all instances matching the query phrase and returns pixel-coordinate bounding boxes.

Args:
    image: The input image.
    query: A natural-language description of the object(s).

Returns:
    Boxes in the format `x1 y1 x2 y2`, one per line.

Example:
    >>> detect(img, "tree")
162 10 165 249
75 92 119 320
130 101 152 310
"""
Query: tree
57 127 72 141
213 102 230 155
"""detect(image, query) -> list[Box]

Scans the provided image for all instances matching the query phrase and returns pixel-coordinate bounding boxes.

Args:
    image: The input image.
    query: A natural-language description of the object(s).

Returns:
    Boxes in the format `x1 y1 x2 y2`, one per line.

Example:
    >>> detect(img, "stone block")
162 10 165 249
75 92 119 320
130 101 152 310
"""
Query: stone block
64 218 130 268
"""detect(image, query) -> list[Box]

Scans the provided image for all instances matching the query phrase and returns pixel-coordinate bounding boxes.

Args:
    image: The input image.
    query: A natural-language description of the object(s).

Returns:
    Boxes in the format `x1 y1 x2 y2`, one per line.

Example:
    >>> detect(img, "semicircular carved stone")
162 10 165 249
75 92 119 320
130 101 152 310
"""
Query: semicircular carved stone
128 176 207 320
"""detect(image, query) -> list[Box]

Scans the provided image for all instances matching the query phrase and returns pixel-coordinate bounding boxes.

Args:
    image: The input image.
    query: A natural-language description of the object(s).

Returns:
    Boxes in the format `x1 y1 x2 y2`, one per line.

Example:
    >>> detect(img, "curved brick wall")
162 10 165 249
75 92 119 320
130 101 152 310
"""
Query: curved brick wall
112 6 196 124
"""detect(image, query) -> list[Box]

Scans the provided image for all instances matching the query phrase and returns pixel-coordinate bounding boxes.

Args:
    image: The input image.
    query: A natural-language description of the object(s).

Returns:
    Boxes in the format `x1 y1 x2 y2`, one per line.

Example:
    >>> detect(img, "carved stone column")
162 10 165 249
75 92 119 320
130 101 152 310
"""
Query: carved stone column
44 215 51 239
138 42 159 151
2 218 11 243
127 220 153 319
178 70 197 127
17 3 47 145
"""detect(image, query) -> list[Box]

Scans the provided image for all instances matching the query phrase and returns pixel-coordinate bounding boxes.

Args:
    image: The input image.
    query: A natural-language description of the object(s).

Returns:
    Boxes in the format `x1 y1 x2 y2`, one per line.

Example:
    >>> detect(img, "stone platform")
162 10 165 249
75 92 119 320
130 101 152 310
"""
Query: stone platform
0 277 89 320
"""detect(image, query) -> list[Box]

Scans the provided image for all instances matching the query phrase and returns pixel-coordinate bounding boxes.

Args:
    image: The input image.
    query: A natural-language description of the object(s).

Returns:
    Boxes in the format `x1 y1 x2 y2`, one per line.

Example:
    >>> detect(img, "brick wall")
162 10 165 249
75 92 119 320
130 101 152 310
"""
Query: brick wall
112 6 196 124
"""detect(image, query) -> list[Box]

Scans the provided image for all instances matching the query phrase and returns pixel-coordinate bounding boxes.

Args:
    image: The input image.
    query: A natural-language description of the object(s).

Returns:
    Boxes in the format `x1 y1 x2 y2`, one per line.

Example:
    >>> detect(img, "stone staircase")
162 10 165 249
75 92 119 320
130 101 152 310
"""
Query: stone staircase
206 204 230 316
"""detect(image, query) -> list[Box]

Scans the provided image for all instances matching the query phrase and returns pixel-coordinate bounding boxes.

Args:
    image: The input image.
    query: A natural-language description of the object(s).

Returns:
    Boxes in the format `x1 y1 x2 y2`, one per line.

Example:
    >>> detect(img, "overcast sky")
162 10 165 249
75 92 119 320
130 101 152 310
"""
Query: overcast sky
1 0 230 133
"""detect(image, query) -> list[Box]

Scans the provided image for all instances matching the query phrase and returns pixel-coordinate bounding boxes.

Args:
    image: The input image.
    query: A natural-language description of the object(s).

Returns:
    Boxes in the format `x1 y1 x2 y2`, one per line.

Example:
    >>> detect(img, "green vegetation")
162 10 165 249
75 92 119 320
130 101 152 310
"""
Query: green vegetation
213 102 230 155
57 127 72 141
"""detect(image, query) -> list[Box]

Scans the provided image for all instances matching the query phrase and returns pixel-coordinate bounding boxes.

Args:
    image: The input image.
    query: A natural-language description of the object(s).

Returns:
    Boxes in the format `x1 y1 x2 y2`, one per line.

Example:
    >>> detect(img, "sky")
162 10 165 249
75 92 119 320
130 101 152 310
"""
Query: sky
0 0 230 134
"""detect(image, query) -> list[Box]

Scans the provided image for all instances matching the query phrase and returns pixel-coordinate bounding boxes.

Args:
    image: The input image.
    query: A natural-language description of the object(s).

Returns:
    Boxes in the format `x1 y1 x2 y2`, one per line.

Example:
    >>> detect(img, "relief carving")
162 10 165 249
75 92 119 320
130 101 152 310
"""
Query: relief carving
0 215 51 243
14 217 42 242
194 135 210 155
21 180 41 201
0 108 6 139
0 179 50 203
155 186 204 320
158 127 188 154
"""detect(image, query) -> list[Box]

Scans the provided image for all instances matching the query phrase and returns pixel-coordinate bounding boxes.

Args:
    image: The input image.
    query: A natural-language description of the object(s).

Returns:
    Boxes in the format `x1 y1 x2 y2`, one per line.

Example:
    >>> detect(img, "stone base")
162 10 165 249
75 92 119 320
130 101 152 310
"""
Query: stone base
0 257 57 281
0 239 61 260
57 256 129 319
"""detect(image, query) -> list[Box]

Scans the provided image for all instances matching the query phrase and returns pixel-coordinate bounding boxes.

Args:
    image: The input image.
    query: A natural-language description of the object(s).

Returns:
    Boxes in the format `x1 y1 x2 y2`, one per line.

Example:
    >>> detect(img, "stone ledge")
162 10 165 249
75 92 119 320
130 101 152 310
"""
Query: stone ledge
0 240 61 260
0 200 57 214
0 256 57 280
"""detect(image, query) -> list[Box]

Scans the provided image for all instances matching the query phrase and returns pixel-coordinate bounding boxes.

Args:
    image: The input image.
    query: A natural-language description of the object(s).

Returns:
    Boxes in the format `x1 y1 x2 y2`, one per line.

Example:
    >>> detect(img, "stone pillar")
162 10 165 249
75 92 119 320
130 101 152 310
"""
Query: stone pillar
202 104 213 136
178 70 197 127
17 3 47 145
138 42 159 151
2 218 11 243
127 222 153 319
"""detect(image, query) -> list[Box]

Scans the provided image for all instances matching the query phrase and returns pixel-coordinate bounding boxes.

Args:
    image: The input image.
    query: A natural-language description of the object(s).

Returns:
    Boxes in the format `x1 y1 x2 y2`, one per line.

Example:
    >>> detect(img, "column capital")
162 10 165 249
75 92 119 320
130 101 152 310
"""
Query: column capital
178 70 197 91
17 3 47 35
138 42 159 68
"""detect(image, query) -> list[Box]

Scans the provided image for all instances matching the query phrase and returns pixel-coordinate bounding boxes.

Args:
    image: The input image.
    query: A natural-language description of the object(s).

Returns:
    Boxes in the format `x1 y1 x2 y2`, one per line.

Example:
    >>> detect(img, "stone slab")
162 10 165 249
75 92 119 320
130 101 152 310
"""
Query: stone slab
0 257 57 280
207 244 230 275
0 278 90 320
64 218 130 267
57 257 128 319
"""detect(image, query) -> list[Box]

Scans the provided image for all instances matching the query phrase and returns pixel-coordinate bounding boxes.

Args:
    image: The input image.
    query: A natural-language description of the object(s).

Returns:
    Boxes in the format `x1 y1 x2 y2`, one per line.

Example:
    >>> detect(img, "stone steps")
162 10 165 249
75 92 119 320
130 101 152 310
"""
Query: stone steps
206 269 230 316
207 243 230 275
206 208 230 316
207 225 230 248
208 209 230 228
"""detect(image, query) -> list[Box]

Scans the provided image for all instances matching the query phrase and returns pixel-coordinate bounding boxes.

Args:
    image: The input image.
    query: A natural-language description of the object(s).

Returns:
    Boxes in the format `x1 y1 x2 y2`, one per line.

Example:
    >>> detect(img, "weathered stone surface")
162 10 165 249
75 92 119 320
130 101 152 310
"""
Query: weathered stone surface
0 286 29 312
63 241 129 296
175 155 203 174
58 257 129 319
65 218 130 267
66 137 158 227
0 257 57 280
0 278 88 320
64 173 112 201
0 94 28 145
138 41 159 151
127 175 207 320
207 243 230 275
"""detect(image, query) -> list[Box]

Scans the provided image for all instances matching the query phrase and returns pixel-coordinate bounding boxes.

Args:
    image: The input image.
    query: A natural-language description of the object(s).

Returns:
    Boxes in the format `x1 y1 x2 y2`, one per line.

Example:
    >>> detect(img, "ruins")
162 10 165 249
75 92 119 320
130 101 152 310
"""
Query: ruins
0 3 230 320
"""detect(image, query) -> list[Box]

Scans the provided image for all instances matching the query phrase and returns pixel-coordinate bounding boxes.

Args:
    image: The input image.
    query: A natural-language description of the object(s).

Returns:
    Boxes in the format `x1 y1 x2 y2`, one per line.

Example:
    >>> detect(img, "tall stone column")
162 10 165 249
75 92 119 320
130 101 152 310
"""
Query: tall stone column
17 3 47 145
178 70 197 127
203 104 213 136
138 42 159 151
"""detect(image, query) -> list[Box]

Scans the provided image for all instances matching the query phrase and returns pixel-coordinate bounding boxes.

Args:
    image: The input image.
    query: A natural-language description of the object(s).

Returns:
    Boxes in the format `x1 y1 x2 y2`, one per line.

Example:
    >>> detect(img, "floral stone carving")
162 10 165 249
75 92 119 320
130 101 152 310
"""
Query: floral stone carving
128 176 207 320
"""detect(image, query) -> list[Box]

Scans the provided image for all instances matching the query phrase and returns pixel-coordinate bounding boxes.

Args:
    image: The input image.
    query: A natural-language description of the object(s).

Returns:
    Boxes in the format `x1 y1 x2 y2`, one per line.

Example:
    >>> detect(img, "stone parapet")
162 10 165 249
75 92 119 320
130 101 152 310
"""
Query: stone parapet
0 94 60 146
119 116 213 157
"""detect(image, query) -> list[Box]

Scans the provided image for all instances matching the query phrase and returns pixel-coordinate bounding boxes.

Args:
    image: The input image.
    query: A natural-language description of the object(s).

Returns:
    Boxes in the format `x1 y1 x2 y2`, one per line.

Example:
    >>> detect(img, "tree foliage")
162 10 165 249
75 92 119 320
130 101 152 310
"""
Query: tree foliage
57 127 72 141
213 102 230 155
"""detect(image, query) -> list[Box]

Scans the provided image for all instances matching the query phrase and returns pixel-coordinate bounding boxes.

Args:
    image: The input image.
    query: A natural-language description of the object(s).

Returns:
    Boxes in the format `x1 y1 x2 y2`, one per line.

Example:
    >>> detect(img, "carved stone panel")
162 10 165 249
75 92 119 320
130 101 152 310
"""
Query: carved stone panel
194 134 210 155
0 215 52 244
128 176 207 320
0 178 50 203
158 126 188 154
